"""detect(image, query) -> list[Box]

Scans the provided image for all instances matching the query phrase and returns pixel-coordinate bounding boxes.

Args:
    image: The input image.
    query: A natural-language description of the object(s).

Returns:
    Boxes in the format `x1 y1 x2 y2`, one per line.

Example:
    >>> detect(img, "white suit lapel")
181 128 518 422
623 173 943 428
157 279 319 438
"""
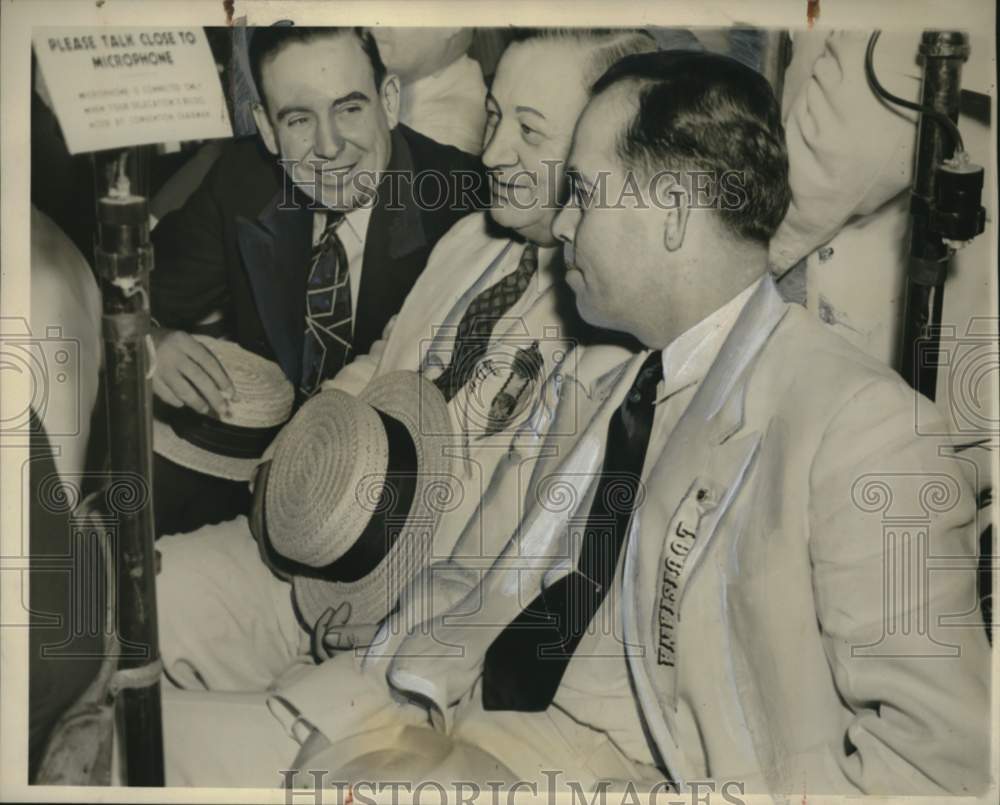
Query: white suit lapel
522 350 646 544
621 277 788 789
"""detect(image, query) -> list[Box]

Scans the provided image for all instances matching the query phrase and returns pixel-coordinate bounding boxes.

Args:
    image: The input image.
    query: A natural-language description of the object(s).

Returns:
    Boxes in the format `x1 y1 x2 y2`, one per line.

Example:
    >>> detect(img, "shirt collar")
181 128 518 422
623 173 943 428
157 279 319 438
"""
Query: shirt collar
311 203 374 247
340 204 374 245
304 126 424 257
656 278 760 403
533 243 559 294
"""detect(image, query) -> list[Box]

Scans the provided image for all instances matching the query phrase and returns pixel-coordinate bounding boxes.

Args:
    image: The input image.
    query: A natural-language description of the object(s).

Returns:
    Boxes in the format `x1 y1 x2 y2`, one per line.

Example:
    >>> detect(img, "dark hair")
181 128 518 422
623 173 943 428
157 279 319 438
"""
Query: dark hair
592 50 790 244
248 26 387 108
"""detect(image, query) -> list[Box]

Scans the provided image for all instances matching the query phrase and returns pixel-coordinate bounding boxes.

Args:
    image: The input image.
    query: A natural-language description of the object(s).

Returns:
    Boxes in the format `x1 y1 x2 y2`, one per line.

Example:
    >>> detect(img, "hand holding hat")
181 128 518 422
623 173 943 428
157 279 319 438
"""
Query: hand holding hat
153 336 294 481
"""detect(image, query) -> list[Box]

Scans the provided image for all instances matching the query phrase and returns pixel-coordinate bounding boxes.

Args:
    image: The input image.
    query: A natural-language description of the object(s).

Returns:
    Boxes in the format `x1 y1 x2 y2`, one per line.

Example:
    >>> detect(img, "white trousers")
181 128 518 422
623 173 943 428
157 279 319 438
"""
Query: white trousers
157 516 308 692
156 517 659 789
162 687 300 788
161 676 651 789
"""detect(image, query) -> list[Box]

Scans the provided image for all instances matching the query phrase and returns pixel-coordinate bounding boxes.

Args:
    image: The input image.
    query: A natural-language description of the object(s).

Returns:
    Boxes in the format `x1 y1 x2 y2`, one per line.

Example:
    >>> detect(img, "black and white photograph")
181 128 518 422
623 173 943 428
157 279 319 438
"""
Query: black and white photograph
1 1 996 802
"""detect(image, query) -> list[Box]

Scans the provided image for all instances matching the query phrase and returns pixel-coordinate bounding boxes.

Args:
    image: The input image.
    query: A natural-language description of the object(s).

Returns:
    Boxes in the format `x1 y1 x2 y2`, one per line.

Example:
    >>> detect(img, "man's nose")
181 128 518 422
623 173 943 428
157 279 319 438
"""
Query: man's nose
314 114 345 160
481 123 517 171
552 203 579 244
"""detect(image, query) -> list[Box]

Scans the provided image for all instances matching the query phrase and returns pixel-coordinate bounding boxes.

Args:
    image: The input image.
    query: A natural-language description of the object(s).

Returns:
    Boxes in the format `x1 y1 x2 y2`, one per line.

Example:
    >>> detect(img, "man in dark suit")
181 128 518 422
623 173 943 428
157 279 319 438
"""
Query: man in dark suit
150 27 486 535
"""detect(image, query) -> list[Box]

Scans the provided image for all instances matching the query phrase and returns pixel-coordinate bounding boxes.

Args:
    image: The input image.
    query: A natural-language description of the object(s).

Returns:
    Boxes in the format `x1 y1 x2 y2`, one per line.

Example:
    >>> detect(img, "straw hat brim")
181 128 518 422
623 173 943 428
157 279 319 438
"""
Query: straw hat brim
152 335 292 482
153 418 263 482
292 371 458 631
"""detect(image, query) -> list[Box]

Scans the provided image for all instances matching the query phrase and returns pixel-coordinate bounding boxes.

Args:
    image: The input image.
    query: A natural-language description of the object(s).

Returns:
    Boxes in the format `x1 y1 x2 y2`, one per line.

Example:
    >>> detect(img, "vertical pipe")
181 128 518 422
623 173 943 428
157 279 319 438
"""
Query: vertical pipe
898 31 969 398
93 146 164 786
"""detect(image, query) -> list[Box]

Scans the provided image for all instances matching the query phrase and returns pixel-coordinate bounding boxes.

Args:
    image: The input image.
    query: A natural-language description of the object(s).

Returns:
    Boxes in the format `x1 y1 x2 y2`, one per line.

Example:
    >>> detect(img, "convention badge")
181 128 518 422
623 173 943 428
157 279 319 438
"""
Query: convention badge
654 477 721 709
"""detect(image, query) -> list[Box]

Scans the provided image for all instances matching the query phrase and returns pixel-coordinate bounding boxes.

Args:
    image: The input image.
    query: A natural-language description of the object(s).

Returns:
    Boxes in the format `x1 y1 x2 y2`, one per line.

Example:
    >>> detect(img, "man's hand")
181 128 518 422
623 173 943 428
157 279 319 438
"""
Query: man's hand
311 604 380 661
151 327 235 417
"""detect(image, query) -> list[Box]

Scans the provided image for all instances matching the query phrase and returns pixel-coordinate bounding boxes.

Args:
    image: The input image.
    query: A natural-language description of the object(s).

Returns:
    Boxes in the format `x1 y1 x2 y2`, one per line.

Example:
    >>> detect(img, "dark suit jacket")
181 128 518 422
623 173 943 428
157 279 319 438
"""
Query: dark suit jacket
151 125 486 390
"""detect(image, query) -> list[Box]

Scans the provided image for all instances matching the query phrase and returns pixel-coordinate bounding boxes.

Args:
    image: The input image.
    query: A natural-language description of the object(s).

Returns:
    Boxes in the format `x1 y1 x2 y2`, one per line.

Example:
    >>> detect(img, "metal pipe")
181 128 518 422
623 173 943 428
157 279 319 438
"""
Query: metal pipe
93 146 165 786
897 31 970 399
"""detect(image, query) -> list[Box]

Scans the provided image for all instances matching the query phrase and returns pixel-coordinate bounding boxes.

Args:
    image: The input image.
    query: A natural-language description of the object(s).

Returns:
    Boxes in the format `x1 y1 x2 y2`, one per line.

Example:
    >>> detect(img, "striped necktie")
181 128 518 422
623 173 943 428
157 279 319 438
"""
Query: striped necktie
433 242 539 402
301 212 352 397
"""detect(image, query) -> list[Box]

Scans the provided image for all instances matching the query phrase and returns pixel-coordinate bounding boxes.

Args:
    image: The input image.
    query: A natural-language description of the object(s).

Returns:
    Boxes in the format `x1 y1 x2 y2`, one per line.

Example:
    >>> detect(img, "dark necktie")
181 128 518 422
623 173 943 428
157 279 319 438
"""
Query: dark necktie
301 212 352 397
433 243 539 402
481 349 664 711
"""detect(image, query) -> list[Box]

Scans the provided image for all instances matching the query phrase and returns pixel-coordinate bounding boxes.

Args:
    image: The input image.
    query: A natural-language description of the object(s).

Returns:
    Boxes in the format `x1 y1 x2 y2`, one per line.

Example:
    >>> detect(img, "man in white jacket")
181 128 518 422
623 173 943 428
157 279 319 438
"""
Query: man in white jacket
385 49 991 795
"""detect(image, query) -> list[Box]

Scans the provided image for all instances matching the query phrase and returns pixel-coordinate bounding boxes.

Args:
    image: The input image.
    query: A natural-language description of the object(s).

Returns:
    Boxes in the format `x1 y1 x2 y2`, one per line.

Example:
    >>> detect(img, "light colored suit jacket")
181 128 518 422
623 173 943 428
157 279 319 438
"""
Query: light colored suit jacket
325 211 622 564
277 214 637 737
390 277 991 795
327 211 573 418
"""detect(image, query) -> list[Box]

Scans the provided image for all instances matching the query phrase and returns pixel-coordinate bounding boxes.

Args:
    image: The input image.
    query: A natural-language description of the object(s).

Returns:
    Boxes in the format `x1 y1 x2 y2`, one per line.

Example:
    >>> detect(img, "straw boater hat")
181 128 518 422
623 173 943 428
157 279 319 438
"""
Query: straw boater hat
153 336 294 481
256 370 455 631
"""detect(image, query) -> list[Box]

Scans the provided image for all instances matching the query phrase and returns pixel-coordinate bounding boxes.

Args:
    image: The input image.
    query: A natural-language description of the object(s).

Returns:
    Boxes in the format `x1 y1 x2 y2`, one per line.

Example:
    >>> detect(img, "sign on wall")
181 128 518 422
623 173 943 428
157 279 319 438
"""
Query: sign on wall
33 27 233 154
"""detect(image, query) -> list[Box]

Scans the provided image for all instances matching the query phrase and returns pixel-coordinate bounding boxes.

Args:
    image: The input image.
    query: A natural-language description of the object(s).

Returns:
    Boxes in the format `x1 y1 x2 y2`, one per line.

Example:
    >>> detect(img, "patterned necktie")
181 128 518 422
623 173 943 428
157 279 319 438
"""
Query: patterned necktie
301 212 352 397
433 242 539 402
481 349 664 711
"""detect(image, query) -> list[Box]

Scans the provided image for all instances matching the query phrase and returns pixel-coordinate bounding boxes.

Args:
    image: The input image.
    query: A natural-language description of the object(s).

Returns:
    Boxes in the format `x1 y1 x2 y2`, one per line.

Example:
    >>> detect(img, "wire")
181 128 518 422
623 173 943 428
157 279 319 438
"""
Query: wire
865 30 965 153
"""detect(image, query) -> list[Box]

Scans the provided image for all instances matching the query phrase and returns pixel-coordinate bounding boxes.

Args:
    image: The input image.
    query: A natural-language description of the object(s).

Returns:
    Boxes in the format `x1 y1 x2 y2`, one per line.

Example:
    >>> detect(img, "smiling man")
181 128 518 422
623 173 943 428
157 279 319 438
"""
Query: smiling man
149 27 486 535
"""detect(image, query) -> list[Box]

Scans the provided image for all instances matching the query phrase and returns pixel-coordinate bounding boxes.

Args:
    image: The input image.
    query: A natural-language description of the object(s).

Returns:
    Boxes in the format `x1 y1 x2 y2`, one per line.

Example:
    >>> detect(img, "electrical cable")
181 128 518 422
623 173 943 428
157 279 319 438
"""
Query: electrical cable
865 30 965 153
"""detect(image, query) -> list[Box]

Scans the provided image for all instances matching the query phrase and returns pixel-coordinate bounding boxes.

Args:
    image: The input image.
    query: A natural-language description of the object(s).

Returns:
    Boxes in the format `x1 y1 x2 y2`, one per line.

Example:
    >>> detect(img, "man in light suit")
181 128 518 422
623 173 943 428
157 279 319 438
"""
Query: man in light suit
384 50 991 795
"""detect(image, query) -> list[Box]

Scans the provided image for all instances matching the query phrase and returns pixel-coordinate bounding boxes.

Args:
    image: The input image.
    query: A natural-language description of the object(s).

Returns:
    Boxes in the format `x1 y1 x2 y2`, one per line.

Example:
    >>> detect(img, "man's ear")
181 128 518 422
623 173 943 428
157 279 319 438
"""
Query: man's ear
663 183 690 252
380 73 401 130
252 103 279 155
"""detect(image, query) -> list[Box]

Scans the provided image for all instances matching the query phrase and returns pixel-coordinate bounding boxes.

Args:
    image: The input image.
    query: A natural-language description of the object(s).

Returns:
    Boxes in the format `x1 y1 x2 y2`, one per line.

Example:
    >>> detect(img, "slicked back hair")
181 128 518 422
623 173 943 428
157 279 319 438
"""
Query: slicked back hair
592 50 790 244
507 28 658 91
249 26 387 110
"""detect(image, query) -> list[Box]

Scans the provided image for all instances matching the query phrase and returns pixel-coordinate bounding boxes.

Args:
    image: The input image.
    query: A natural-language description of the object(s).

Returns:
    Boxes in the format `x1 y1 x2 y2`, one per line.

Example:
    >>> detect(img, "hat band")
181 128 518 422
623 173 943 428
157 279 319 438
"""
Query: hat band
262 409 419 583
163 405 285 459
